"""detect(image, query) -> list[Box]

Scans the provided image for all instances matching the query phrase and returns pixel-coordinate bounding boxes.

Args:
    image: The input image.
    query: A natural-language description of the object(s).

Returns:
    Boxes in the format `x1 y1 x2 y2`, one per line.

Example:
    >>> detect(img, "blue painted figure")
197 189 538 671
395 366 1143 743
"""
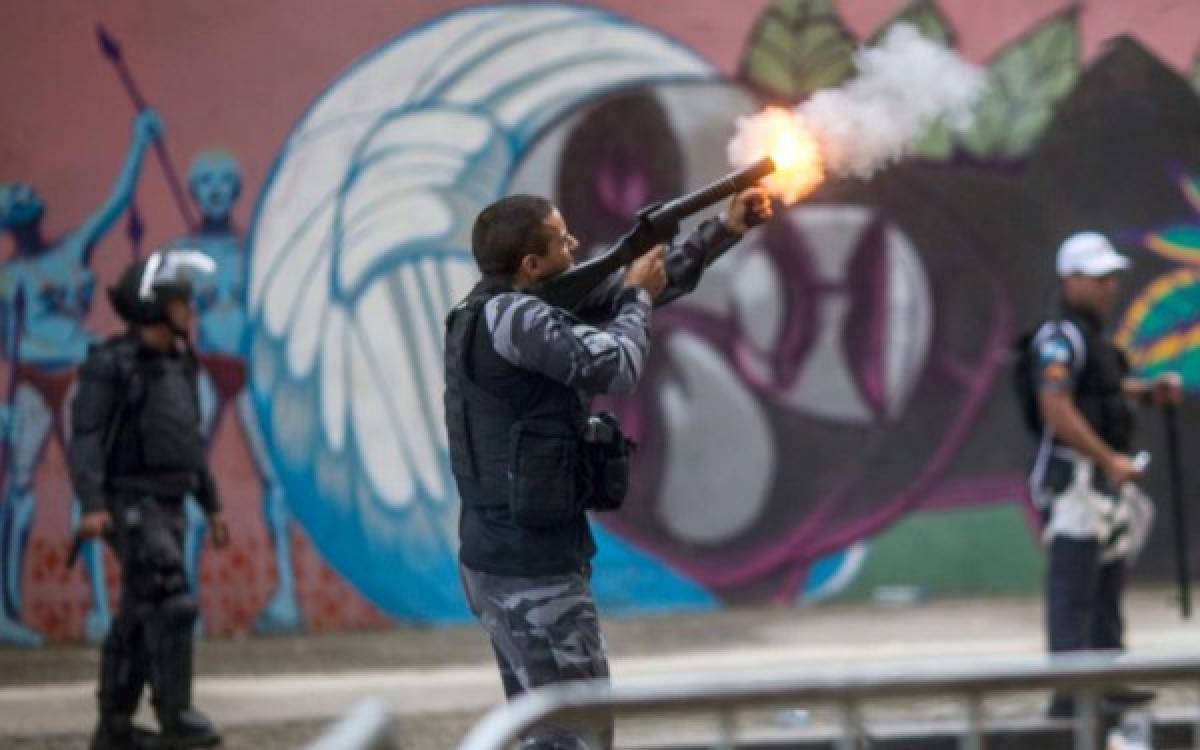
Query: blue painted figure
0 109 163 646
170 149 302 633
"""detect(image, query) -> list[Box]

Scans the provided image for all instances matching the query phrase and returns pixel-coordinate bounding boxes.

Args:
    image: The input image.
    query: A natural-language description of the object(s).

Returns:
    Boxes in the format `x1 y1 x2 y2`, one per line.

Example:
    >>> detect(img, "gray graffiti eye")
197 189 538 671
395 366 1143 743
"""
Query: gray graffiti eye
731 205 933 424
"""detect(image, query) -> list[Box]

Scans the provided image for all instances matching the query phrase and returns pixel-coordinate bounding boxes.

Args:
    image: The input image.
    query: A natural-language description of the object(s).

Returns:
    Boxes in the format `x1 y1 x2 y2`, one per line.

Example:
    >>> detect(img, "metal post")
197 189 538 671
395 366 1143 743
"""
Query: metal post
839 700 864 750
961 693 984 750
1193 680 1200 750
1075 688 1098 750
1164 402 1192 619
716 708 737 750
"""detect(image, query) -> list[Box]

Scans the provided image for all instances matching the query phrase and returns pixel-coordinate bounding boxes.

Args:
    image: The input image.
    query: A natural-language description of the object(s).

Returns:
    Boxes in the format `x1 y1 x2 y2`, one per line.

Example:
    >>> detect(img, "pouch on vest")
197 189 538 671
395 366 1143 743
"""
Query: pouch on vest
580 411 635 512
138 360 205 474
509 419 582 527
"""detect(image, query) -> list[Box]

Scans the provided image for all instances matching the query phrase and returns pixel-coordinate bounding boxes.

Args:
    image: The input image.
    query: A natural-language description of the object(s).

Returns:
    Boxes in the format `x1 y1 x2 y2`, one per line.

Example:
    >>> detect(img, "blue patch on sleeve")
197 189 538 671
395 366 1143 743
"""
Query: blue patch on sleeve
1038 337 1072 367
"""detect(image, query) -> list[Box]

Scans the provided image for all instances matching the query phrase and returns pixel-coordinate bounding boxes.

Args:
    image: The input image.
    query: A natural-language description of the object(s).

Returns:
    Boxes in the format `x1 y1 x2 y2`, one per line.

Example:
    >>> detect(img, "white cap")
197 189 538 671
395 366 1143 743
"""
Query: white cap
1056 232 1130 277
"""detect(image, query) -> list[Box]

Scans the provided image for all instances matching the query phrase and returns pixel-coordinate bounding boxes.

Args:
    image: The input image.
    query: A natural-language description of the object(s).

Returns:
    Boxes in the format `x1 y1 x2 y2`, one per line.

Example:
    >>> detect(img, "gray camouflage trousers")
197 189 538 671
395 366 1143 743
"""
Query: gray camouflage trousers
460 564 613 749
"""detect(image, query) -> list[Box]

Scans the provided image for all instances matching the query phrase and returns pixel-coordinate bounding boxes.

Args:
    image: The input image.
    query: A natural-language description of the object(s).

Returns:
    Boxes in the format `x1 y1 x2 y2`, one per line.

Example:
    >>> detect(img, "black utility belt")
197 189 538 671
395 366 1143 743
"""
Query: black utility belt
108 473 197 498
1040 451 1127 498
508 411 635 528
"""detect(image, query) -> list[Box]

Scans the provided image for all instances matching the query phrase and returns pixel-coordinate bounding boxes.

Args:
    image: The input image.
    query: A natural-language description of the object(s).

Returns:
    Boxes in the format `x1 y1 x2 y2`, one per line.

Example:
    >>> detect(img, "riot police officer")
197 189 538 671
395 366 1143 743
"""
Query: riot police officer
1023 232 1181 718
445 188 770 748
69 249 229 749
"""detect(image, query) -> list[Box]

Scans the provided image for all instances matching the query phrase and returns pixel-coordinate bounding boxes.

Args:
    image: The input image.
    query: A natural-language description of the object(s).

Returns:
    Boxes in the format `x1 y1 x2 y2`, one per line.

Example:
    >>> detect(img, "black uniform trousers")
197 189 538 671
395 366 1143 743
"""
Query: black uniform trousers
99 494 199 724
1046 536 1125 655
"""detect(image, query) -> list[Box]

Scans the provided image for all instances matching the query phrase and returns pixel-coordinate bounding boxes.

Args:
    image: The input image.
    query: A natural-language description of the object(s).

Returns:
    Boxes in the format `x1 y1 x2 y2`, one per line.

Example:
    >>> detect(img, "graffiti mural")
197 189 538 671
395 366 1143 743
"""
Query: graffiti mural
2 0 1200 640
0 110 163 644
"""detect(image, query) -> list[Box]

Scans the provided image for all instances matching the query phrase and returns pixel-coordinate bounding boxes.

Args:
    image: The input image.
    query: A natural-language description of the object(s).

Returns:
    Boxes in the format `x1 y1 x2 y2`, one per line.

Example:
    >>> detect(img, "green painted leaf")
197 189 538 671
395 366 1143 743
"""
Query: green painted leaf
908 119 955 160
871 0 953 47
959 13 1080 159
740 0 857 102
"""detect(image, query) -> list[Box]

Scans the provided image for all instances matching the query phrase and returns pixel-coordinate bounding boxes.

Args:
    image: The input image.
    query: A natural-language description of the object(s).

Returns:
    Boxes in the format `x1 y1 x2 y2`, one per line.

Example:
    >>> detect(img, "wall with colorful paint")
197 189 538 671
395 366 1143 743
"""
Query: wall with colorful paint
1 0 1198 644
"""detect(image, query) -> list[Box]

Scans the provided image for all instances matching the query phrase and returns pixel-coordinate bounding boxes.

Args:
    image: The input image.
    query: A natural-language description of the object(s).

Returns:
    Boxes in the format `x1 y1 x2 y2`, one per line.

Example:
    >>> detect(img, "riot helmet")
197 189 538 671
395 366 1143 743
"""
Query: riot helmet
109 249 216 330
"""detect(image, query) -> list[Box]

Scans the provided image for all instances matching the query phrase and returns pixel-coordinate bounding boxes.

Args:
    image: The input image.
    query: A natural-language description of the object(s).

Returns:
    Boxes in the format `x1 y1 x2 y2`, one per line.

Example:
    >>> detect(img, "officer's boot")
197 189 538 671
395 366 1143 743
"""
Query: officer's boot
92 619 155 749
90 715 159 750
90 715 135 750
156 708 220 749
148 595 220 748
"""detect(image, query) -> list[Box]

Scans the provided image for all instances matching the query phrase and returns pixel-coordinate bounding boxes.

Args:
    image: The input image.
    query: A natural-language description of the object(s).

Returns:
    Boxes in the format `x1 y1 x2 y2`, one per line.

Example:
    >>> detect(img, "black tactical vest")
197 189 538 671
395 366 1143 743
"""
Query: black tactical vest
1062 308 1134 452
104 336 207 491
444 280 595 576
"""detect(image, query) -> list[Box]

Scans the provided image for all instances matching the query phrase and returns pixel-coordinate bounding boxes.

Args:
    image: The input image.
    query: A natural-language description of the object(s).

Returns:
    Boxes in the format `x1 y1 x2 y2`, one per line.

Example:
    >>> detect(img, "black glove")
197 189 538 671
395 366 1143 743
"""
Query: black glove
743 197 772 229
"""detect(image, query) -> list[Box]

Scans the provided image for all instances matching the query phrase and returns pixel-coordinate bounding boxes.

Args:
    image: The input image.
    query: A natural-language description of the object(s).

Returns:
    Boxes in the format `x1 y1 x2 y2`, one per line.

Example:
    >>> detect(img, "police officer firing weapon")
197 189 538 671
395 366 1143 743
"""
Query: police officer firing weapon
69 249 228 749
445 175 771 748
1018 232 1182 720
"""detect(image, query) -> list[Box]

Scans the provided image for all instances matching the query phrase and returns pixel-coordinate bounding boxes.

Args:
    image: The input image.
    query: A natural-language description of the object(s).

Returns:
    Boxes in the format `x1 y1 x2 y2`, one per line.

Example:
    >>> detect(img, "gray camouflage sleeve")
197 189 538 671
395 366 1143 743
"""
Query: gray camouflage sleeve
570 217 743 319
485 288 653 395
657 216 743 306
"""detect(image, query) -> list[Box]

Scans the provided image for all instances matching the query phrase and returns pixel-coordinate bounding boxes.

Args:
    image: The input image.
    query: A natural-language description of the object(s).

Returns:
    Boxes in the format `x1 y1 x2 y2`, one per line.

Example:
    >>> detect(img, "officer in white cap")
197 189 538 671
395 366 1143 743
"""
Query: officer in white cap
1021 232 1181 718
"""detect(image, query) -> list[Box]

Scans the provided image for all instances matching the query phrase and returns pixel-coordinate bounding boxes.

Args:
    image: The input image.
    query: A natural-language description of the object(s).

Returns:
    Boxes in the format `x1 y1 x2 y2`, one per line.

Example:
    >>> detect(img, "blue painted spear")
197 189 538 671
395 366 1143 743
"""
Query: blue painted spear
127 203 144 260
96 23 196 233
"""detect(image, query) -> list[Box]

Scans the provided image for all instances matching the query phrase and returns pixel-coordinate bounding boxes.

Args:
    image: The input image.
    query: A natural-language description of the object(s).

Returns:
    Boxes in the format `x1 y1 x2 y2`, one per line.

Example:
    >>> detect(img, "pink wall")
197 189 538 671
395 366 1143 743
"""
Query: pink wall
2 0 1198 639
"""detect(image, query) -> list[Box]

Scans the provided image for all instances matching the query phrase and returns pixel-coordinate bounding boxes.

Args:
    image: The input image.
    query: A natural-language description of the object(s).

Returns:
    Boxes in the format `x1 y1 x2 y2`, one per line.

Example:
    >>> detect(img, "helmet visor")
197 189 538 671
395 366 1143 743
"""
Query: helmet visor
139 250 217 301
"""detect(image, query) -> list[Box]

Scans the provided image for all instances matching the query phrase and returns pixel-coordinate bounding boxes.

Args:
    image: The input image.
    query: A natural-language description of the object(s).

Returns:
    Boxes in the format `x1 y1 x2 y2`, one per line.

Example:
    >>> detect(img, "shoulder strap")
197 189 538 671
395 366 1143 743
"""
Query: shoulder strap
451 296 516 415
445 292 513 481
99 341 141 461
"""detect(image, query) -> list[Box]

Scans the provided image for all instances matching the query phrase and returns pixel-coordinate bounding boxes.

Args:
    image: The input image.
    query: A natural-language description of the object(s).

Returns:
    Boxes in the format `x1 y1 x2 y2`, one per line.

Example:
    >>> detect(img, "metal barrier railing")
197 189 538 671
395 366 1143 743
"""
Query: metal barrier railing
457 651 1200 750
305 697 399 750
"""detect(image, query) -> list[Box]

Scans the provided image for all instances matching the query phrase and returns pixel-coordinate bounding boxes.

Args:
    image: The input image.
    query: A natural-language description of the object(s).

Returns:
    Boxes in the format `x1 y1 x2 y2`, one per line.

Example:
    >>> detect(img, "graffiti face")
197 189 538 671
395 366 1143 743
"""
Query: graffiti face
731 205 933 422
188 151 242 223
0 183 44 231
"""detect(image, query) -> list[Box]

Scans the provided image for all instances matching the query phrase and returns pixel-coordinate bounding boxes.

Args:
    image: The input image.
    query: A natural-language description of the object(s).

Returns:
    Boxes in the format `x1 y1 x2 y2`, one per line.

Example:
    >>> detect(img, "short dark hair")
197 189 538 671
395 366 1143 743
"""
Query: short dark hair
471 194 555 277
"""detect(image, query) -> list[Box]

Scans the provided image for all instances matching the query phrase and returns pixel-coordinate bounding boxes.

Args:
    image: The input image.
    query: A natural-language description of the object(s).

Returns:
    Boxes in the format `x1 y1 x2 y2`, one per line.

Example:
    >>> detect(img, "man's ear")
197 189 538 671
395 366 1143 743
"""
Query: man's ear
514 253 538 285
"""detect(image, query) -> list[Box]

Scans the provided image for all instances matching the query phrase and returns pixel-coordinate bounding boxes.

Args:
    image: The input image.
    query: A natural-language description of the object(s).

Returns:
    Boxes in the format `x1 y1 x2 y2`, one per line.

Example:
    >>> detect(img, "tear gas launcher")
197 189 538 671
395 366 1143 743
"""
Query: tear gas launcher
532 157 776 311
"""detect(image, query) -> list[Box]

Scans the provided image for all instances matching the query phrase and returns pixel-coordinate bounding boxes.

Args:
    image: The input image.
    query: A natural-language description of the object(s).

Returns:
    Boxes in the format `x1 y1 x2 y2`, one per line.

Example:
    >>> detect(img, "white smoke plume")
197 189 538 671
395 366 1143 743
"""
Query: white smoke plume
730 23 987 182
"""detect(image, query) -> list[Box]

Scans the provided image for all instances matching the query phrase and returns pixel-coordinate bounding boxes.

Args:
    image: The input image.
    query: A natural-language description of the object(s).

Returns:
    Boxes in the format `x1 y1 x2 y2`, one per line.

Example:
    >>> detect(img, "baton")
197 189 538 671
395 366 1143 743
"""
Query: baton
1163 402 1191 619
